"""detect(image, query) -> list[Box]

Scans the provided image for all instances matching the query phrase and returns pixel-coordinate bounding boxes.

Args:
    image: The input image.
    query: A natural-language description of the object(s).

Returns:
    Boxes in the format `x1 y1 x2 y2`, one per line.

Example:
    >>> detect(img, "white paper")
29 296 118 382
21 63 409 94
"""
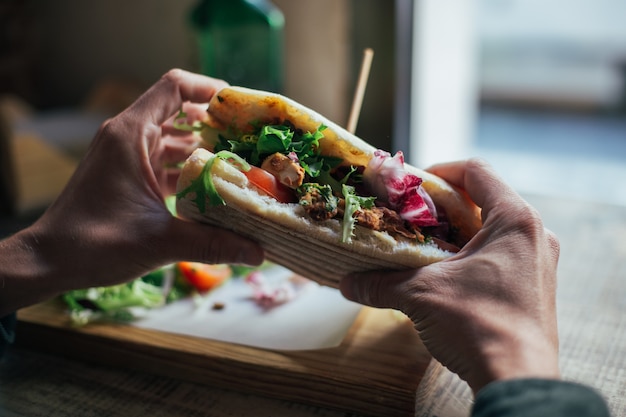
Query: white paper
132 265 362 351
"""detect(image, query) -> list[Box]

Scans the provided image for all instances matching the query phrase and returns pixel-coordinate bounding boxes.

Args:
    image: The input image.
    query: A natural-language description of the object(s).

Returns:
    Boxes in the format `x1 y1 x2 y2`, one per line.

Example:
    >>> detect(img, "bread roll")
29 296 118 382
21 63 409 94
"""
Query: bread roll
176 87 482 287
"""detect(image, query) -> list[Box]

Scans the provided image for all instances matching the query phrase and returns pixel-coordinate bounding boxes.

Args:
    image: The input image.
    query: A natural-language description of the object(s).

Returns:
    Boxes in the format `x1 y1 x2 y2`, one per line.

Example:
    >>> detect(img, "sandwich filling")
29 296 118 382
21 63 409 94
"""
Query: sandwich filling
176 118 459 251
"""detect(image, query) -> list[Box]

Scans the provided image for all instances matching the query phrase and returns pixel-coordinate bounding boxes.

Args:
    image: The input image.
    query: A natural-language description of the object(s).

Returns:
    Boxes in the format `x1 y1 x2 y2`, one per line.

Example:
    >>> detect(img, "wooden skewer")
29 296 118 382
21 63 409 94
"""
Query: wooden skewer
346 48 374 134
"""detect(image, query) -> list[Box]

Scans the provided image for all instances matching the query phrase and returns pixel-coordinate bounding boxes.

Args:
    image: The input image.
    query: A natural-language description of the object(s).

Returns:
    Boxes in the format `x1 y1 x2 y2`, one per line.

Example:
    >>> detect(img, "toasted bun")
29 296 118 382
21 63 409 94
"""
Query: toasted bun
176 87 482 287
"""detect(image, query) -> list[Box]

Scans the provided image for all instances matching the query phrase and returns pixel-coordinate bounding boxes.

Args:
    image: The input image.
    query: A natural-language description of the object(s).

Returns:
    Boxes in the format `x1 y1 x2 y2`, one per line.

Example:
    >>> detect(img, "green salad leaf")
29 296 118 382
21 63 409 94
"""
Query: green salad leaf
176 151 251 213
341 184 376 243
62 266 182 326
214 123 341 178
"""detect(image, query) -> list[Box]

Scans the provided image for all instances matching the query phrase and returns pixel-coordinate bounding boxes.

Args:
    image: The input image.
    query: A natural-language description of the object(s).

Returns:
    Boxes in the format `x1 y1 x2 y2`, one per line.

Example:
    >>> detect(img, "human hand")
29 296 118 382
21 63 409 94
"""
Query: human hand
340 158 560 393
3 69 263 314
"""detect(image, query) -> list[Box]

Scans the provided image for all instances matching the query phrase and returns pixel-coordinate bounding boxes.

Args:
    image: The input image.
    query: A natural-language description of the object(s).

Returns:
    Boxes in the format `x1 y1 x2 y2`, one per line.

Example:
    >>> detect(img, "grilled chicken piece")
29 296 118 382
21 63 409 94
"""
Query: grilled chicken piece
261 152 305 188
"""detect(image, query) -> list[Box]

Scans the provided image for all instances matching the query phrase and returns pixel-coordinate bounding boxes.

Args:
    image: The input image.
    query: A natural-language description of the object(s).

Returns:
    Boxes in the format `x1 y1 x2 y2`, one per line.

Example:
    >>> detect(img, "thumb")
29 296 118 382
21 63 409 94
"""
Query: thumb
339 269 416 310
163 217 265 266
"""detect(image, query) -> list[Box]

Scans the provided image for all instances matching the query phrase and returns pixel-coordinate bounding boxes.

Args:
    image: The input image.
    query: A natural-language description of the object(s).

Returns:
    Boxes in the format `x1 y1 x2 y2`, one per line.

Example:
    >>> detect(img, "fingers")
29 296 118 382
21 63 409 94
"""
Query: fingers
160 169 183 196
340 269 420 311
425 159 469 187
546 228 560 260
161 101 212 137
159 135 200 165
125 69 228 130
428 158 524 217
155 135 202 194
163 217 265 266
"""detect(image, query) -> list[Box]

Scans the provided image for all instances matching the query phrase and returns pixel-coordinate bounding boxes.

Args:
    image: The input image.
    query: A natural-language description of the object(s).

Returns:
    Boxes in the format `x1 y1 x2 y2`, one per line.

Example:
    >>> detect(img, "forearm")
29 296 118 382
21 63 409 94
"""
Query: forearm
0 227 62 316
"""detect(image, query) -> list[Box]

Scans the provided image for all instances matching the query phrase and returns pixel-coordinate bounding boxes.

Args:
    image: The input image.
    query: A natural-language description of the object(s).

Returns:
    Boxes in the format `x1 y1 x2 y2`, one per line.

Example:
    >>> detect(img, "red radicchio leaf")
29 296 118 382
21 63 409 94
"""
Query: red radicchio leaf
364 150 438 227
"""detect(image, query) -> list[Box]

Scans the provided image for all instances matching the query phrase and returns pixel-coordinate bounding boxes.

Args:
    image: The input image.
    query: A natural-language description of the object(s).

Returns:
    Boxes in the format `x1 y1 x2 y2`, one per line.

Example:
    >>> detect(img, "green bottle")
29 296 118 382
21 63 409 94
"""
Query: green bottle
189 0 285 93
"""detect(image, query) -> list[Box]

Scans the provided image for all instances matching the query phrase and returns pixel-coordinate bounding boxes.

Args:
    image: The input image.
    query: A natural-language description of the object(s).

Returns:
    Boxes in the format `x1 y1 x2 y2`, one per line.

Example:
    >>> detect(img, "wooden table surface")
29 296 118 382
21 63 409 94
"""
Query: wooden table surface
1 193 625 417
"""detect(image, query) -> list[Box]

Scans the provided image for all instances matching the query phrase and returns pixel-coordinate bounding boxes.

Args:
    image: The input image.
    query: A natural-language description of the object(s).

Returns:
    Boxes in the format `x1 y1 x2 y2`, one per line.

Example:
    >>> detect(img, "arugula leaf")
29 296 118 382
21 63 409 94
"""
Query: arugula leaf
176 151 251 213
176 157 222 211
216 150 252 172
341 184 376 243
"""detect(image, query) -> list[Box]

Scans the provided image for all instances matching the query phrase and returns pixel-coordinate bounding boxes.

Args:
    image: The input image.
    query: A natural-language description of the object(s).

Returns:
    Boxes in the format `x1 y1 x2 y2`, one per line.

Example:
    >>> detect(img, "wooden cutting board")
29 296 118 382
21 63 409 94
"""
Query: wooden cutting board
16 299 433 417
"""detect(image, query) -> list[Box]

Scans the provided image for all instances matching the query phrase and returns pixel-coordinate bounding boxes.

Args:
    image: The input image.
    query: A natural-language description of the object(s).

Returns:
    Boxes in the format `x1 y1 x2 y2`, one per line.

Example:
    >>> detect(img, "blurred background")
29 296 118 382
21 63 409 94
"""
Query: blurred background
1 0 625 221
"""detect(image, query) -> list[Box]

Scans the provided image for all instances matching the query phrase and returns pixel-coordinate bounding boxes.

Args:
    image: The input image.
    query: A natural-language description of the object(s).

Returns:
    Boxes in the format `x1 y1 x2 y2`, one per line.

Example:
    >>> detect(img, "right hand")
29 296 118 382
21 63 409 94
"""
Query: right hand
340 158 561 393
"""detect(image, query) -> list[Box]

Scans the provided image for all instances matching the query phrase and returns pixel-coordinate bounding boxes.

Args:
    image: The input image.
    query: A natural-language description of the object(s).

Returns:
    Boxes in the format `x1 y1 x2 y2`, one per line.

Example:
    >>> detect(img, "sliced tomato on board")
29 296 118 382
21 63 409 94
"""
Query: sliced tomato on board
177 262 232 292
243 165 297 204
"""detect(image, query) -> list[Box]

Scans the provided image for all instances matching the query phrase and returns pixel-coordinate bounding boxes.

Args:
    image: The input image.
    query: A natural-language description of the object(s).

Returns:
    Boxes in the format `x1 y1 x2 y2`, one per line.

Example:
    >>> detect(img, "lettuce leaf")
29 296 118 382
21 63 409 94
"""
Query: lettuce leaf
341 184 376 243
62 267 178 326
214 123 340 178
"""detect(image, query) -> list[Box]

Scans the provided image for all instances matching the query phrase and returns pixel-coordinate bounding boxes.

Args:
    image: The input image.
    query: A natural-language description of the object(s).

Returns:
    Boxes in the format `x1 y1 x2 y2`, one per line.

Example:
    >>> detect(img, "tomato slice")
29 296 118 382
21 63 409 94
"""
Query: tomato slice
177 262 232 292
243 165 297 203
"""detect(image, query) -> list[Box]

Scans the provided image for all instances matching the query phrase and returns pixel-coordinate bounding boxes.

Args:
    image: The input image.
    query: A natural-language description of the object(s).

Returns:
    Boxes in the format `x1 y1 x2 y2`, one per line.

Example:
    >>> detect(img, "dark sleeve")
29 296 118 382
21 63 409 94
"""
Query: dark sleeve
472 378 611 417
0 312 16 359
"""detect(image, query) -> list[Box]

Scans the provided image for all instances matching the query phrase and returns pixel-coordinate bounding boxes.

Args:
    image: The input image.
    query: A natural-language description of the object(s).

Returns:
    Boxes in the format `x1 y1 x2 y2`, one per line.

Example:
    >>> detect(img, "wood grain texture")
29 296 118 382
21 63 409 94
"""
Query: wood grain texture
16 300 432 417
7 193 626 417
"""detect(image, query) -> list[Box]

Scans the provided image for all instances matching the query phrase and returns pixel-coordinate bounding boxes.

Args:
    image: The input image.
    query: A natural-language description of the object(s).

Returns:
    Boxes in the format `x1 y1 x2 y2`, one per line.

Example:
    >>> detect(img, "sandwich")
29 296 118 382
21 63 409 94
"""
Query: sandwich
175 86 482 287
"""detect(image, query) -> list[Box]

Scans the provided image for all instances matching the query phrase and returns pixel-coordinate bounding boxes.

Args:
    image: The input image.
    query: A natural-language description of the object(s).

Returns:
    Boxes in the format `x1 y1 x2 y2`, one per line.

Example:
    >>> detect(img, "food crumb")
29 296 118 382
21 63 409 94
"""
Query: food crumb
212 302 225 310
